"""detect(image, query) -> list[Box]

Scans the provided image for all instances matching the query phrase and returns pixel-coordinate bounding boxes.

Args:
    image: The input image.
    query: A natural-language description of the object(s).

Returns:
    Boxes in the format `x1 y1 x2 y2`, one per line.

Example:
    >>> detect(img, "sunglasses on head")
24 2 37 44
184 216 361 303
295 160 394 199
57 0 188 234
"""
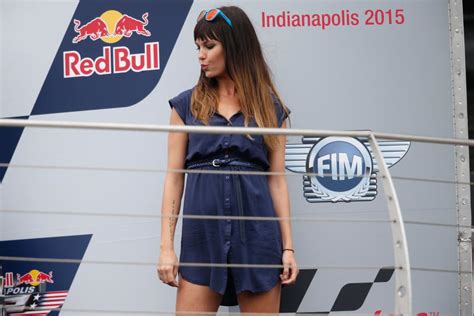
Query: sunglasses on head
197 8 233 28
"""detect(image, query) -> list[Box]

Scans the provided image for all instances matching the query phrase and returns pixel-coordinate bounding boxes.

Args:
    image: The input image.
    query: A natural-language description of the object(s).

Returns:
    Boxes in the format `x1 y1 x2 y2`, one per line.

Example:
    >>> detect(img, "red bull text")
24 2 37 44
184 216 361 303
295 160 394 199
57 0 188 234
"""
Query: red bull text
63 42 159 78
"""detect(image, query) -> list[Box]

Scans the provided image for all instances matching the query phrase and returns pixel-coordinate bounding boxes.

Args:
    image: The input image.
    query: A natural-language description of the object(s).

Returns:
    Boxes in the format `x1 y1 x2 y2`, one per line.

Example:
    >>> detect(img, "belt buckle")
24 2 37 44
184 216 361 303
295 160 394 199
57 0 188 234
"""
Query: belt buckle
212 159 221 167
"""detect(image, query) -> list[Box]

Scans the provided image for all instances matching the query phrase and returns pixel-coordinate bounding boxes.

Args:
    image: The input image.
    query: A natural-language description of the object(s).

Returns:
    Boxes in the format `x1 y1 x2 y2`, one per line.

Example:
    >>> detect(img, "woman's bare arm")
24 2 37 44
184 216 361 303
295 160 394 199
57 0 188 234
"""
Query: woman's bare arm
158 108 187 287
267 119 298 284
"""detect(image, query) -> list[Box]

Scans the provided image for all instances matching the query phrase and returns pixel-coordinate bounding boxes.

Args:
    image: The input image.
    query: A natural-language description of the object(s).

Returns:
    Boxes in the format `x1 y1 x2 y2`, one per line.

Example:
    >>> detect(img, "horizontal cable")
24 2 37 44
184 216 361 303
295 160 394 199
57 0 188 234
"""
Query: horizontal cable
1 209 469 229
0 205 458 217
61 309 271 316
391 174 471 186
0 119 370 137
0 307 298 316
0 221 465 249
0 255 471 276
403 220 469 228
0 210 391 223
0 220 161 240
0 118 473 146
411 266 473 274
0 162 471 187
0 306 406 316
0 255 389 270
292 206 457 215
1 207 463 242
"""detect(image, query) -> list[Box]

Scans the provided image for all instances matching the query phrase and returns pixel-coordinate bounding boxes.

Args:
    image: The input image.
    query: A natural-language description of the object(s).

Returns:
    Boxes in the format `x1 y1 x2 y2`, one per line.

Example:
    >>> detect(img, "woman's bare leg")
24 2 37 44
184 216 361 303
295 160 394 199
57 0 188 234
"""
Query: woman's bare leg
237 281 281 315
176 273 222 316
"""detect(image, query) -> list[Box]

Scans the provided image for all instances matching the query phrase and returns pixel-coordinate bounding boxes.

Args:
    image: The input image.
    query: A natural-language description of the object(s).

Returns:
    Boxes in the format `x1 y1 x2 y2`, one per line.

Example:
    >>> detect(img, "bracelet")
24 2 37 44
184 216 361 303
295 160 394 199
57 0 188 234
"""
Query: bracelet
282 248 295 253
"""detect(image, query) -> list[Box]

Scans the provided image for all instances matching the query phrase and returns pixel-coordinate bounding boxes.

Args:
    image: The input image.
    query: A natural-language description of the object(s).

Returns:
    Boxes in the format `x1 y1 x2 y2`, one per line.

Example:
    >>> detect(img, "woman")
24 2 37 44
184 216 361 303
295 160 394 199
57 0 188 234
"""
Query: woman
157 6 298 314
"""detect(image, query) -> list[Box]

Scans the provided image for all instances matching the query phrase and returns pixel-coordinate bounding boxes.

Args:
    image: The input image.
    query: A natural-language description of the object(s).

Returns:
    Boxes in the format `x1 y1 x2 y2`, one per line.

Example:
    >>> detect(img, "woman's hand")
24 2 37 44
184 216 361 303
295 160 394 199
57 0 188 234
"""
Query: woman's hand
157 248 179 287
280 250 298 285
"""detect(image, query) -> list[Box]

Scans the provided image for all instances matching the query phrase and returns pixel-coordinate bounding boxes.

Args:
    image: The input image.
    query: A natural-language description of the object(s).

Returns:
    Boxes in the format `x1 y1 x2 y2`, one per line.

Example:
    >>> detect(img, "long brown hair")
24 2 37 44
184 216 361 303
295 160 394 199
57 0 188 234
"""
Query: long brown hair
191 6 290 152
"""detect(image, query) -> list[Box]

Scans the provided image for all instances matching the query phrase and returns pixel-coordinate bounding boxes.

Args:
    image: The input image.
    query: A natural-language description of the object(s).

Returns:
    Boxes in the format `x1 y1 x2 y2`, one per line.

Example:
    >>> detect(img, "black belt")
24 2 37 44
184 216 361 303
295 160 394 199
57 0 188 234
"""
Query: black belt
186 158 265 244
186 157 265 171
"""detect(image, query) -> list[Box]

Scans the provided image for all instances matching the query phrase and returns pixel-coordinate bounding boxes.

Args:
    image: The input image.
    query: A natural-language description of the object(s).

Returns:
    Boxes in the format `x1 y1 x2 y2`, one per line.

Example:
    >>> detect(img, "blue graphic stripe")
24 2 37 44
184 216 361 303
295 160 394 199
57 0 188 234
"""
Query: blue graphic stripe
0 116 29 182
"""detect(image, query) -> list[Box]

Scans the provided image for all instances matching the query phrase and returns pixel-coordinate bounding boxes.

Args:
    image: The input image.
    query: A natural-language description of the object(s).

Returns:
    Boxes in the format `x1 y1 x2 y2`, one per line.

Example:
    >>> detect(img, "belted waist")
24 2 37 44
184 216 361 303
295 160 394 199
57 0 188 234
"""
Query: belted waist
186 156 265 245
186 157 265 171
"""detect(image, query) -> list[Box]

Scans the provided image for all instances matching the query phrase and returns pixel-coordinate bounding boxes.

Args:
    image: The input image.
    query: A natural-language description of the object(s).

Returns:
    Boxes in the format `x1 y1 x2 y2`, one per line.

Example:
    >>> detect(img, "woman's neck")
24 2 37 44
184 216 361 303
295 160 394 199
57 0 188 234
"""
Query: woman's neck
216 75 236 97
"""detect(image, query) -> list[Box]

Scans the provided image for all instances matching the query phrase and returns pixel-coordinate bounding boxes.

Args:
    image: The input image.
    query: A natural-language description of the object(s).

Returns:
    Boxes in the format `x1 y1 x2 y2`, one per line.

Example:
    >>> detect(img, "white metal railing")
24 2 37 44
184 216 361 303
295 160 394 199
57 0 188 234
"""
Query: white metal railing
0 118 473 145
0 118 472 315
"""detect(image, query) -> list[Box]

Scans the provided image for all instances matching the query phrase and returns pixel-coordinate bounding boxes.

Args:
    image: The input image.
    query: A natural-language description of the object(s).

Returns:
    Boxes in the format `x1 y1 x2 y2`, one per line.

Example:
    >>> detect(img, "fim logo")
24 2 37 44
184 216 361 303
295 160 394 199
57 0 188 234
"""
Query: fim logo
285 136 410 203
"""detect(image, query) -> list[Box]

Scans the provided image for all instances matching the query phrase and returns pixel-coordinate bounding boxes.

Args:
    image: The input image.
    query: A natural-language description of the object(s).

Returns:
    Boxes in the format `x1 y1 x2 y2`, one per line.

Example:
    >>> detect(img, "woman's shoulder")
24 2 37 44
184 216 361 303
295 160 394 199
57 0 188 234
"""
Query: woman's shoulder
168 87 195 123
169 87 195 105
271 93 291 127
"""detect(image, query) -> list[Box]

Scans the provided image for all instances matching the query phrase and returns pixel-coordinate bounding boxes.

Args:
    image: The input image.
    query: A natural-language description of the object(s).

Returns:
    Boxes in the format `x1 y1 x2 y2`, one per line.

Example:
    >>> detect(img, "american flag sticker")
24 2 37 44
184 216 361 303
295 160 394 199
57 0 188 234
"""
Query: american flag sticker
8 290 69 316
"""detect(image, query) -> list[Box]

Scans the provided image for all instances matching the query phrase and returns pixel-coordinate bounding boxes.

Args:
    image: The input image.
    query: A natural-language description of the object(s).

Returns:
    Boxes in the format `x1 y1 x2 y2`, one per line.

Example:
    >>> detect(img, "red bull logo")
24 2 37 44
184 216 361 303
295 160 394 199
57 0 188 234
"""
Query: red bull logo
16 269 54 286
64 10 159 78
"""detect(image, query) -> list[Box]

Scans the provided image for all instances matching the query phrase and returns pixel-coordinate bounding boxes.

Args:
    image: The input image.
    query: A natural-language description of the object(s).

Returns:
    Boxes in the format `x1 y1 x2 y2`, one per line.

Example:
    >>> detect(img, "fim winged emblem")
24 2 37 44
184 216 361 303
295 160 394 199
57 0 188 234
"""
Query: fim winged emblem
285 136 410 203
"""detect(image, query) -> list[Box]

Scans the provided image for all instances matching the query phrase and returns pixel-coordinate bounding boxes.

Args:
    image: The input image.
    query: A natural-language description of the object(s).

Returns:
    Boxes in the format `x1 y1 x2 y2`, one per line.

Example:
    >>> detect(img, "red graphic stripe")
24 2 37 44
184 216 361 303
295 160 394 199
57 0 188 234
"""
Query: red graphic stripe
40 297 66 302
42 291 68 296
36 305 61 310
5 272 14 287
11 312 49 316
40 301 64 306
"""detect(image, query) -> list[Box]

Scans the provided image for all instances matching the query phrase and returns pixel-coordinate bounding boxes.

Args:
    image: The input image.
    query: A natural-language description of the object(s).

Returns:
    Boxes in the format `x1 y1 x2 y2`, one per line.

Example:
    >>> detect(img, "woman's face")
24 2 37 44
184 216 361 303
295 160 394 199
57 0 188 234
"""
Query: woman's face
196 38 226 78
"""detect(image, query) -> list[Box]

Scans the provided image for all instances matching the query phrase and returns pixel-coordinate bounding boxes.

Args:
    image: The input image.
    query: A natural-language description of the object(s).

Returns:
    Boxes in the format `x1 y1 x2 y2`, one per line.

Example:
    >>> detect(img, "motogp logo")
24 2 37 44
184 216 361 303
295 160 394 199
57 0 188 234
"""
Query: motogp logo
285 136 410 203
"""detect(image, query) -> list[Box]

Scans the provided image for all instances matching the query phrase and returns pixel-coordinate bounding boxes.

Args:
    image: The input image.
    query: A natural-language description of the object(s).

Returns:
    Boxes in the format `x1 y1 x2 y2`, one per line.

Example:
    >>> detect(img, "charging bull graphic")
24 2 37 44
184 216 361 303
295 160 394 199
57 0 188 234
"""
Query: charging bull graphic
73 17 110 43
114 12 151 37
16 270 54 286
16 272 34 285
72 12 151 43
36 271 54 284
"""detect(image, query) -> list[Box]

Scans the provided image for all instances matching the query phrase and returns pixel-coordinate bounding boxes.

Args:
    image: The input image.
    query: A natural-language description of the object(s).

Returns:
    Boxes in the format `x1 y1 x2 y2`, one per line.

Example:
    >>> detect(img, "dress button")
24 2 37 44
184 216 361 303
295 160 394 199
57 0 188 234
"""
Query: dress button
224 154 229 158
225 198 230 202
225 175 230 180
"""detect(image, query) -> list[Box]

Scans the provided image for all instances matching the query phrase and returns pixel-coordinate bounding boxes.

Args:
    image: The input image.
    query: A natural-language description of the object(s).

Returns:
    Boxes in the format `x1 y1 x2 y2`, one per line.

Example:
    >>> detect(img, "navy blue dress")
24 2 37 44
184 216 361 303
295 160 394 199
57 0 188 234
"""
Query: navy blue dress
168 88 290 306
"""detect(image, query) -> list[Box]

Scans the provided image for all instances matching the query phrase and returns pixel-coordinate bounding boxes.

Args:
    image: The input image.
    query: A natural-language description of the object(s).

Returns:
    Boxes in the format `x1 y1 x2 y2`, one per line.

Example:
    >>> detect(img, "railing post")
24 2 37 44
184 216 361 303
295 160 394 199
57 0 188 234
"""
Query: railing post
448 0 473 315
368 133 412 315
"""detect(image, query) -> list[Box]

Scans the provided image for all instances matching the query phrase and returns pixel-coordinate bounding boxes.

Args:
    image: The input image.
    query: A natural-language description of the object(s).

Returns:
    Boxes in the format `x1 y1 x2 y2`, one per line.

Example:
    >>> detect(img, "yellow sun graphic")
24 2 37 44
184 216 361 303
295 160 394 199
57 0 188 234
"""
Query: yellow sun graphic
100 10 123 44
28 269 41 286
